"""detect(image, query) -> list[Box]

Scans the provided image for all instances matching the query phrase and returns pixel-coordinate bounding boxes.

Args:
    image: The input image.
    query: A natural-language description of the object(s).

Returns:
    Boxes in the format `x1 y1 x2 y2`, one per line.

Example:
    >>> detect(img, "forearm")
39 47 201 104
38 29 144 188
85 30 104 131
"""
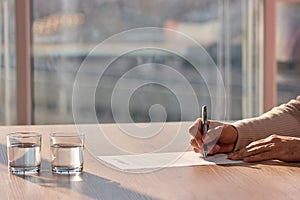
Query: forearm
233 96 300 150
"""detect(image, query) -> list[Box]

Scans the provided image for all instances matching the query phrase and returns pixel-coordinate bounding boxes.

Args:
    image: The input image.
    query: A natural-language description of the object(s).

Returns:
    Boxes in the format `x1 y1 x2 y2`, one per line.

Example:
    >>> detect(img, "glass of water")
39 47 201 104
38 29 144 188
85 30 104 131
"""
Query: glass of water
50 132 84 174
7 132 42 175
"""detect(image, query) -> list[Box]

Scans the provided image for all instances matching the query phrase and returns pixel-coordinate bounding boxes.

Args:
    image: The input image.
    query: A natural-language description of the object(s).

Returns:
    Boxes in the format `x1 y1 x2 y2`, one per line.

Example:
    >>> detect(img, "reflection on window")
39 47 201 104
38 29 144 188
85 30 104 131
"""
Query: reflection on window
32 0 262 124
276 2 300 104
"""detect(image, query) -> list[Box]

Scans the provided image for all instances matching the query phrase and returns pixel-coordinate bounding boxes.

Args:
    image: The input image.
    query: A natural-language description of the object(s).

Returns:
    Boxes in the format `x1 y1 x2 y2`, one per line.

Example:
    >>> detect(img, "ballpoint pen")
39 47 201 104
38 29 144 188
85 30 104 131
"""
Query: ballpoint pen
202 105 208 157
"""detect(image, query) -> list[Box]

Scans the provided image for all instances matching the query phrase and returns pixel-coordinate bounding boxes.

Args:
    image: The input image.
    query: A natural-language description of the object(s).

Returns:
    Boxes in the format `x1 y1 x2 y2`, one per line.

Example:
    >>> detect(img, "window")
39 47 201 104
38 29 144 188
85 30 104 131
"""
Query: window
2 0 274 125
276 1 300 105
31 0 263 124
0 0 17 125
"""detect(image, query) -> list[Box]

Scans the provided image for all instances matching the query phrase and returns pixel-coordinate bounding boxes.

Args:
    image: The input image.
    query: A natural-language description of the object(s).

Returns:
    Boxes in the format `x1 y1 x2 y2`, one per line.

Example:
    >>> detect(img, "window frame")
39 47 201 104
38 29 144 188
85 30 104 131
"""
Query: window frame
15 0 32 124
263 0 277 112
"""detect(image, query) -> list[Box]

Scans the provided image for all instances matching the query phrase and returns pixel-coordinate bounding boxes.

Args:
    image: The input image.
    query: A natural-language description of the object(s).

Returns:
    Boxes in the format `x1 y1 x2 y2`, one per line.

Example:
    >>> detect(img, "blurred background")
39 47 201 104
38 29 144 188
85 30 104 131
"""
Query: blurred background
0 0 299 125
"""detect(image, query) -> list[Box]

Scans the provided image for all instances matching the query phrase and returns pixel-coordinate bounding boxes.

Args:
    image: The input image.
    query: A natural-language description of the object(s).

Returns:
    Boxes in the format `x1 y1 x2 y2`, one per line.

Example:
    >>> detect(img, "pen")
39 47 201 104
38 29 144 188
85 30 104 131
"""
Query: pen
202 105 208 157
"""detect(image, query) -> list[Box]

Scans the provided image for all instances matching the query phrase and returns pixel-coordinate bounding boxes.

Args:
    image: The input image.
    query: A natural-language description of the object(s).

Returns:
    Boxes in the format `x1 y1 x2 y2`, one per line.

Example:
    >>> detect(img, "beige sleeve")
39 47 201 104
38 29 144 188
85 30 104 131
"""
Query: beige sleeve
232 96 300 151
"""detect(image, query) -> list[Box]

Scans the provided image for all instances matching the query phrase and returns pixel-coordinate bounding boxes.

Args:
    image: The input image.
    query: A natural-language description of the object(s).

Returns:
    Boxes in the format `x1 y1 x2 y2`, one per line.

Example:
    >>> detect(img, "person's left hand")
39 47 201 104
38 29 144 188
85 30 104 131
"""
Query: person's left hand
227 134 300 162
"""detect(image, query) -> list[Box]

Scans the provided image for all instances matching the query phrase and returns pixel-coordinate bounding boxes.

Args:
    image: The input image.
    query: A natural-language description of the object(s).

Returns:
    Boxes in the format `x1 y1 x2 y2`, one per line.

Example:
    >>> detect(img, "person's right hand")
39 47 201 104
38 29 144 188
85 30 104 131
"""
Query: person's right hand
189 119 238 155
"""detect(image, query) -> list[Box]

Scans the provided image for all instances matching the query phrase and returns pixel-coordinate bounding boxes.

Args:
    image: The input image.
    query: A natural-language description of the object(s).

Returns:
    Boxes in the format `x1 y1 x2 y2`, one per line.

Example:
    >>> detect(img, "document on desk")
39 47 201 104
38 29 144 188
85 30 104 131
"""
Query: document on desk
97 151 243 170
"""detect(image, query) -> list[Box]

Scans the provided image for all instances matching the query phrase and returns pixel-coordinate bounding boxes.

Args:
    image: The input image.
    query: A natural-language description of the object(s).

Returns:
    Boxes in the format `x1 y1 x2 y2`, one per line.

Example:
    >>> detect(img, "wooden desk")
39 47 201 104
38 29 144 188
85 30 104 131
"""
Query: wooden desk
1 122 300 200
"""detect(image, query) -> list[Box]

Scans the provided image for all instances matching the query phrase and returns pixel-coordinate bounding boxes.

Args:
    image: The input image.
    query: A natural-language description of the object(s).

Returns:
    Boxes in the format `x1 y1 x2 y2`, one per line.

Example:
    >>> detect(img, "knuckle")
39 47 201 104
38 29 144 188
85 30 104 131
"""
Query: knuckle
269 134 281 142
269 134 276 139
234 150 243 158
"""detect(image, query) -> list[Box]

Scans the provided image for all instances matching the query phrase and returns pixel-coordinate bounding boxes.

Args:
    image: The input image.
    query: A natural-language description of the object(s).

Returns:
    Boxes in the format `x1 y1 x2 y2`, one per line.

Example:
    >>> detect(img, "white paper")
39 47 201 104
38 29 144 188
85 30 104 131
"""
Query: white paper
97 151 243 170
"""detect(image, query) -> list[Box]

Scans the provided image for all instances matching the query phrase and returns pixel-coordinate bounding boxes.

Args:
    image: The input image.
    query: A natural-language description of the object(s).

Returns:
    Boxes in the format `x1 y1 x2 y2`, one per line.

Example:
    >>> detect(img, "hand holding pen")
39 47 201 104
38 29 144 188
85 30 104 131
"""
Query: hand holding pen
189 109 238 156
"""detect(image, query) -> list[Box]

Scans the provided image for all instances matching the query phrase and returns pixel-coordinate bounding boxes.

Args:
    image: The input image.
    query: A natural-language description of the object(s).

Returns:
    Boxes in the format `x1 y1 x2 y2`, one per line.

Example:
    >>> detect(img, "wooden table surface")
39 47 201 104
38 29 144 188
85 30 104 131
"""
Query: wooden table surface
1 122 300 200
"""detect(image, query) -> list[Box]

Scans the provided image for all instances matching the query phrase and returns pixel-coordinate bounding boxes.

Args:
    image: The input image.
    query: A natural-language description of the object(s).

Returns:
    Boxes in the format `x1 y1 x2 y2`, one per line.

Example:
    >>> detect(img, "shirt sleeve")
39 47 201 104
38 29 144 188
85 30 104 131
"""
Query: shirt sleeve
232 96 300 151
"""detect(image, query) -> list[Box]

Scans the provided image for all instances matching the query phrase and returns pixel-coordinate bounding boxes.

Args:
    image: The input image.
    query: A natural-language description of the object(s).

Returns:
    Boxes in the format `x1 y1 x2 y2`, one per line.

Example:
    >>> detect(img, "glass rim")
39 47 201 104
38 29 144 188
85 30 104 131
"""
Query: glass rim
7 132 42 138
50 132 85 138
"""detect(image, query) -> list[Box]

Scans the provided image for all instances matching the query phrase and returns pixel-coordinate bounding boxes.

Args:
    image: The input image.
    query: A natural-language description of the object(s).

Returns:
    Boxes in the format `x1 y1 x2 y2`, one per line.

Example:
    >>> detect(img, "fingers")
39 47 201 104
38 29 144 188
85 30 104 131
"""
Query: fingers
245 135 279 149
203 125 236 154
189 119 235 155
208 144 220 155
215 144 235 154
189 118 216 139
244 138 272 150
190 138 202 150
189 118 202 138
226 135 300 162
191 137 235 155
242 151 275 162
208 143 235 155
202 126 223 144
193 148 200 153
228 142 275 160
201 123 237 146
191 125 223 154
240 136 300 162
189 119 237 156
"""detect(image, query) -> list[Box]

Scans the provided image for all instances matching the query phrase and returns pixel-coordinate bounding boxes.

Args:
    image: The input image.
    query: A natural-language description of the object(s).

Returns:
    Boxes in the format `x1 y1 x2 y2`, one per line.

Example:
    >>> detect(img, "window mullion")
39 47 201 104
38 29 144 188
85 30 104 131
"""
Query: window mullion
263 0 277 112
15 0 32 125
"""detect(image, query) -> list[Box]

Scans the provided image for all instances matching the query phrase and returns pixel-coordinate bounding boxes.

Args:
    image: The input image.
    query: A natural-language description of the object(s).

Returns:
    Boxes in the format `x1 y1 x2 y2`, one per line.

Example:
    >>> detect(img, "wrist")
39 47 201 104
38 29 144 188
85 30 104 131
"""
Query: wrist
223 124 238 152
230 124 239 151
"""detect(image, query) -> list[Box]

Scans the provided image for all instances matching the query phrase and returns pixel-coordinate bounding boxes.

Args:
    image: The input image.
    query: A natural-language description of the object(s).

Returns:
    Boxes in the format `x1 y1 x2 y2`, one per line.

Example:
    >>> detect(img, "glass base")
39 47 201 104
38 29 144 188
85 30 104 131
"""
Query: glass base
52 166 83 175
9 166 40 175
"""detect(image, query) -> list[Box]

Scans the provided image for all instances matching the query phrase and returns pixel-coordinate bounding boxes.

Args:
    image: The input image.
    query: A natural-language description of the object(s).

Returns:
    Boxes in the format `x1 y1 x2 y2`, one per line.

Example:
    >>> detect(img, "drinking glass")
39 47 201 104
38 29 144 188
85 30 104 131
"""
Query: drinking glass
7 132 42 175
50 132 84 174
